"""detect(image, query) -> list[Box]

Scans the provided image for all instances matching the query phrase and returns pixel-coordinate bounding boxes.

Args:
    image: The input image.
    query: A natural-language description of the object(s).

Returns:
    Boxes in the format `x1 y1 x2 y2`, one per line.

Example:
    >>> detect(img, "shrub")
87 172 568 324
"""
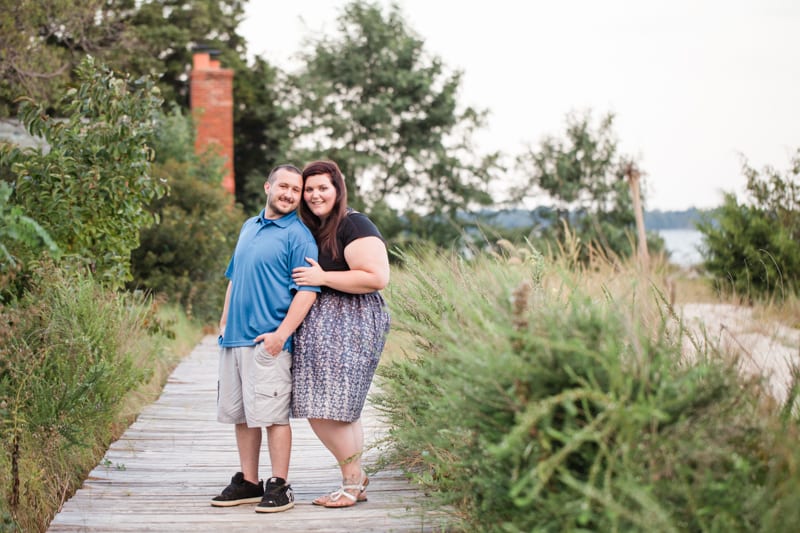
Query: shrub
0 266 169 531
0 181 60 302
375 247 800 531
129 109 245 323
1 56 165 288
698 149 800 300
129 160 244 323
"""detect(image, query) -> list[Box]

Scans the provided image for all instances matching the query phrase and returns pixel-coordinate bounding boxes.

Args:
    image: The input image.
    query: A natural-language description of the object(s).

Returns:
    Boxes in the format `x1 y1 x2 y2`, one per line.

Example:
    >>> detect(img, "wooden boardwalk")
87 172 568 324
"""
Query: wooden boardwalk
48 336 447 532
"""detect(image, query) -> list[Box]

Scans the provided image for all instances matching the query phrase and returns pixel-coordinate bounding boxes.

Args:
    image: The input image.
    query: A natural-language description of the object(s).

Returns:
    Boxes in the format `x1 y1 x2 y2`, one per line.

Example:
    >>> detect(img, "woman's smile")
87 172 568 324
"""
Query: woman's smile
304 173 337 219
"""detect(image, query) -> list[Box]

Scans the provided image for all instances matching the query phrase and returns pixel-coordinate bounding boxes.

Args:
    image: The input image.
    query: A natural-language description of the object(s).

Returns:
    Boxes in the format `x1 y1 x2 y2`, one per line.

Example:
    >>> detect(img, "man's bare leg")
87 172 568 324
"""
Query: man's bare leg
236 423 262 483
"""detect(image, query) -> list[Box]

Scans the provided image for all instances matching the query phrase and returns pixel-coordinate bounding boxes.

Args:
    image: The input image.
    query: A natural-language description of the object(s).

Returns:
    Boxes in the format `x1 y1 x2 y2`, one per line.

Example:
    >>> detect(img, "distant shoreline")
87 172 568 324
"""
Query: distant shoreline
643 208 712 231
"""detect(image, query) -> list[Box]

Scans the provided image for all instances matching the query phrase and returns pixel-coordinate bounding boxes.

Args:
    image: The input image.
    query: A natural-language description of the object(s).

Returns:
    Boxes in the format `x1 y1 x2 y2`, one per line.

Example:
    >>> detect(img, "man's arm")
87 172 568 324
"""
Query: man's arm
254 290 317 355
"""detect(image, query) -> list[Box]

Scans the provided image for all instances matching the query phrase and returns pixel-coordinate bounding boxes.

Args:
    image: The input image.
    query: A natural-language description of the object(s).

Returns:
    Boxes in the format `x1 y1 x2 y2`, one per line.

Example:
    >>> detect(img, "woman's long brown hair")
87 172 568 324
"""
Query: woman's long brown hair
300 160 348 261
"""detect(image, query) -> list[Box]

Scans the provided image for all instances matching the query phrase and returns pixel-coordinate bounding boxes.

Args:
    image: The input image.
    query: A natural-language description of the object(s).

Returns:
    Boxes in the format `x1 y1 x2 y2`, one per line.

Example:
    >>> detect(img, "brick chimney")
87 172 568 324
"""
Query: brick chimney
190 51 235 195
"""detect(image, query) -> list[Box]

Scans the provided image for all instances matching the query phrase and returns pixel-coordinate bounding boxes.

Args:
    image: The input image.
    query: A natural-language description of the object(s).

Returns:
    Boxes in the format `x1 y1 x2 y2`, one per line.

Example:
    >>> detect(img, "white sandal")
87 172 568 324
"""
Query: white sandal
313 474 369 507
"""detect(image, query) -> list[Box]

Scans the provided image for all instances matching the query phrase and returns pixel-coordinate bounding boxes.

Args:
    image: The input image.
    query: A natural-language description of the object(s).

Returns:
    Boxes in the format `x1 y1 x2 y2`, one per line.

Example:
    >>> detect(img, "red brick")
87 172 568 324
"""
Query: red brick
190 52 235 195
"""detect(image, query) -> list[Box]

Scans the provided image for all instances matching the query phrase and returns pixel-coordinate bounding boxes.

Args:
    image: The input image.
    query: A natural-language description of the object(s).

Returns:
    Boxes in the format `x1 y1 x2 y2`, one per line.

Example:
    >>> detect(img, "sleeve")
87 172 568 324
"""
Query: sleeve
224 219 250 279
288 231 321 293
341 212 384 248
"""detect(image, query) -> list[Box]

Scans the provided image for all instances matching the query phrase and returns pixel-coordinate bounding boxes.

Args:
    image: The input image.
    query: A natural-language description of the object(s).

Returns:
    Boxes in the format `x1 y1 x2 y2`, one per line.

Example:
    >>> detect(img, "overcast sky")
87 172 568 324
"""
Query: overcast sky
239 0 800 211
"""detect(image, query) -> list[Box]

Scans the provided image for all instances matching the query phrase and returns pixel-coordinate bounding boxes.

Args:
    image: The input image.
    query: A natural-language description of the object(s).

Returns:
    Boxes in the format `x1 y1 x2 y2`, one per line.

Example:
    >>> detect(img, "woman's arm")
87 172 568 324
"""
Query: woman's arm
292 236 389 294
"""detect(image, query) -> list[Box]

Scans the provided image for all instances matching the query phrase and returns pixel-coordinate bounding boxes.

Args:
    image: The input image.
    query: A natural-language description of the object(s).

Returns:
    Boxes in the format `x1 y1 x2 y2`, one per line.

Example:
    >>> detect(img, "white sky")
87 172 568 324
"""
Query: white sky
240 0 800 211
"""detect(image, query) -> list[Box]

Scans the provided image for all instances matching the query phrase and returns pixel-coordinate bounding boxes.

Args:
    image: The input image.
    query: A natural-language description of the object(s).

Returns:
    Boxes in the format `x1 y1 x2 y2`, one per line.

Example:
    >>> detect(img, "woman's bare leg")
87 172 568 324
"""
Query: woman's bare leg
308 418 367 505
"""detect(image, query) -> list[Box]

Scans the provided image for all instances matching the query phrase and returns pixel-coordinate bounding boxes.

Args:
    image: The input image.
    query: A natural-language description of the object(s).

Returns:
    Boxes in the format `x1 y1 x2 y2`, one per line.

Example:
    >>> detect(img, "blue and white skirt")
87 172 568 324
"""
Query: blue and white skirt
291 290 390 422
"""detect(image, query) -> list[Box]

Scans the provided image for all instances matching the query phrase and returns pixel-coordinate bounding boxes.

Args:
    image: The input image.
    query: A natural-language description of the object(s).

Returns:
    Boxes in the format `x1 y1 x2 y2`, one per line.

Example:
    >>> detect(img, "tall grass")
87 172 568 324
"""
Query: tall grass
375 243 800 532
0 267 203 532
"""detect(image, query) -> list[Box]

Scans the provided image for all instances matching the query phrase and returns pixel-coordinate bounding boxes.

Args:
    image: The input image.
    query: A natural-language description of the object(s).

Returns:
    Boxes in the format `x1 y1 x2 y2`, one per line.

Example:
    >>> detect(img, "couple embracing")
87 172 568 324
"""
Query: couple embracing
210 160 390 512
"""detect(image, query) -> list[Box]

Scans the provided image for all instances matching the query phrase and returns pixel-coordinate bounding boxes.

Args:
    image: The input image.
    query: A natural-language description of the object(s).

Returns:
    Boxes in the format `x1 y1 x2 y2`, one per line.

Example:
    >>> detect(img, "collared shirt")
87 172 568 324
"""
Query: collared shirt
222 209 319 351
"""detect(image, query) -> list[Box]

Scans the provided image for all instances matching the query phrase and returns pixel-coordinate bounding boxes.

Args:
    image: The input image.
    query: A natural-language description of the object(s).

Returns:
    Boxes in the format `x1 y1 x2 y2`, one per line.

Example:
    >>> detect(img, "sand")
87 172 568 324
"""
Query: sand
680 303 800 404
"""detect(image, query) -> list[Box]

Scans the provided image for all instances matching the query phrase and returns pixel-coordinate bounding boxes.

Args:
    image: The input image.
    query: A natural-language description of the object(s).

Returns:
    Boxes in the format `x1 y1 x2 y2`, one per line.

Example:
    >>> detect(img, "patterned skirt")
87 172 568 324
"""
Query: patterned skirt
291 290 390 422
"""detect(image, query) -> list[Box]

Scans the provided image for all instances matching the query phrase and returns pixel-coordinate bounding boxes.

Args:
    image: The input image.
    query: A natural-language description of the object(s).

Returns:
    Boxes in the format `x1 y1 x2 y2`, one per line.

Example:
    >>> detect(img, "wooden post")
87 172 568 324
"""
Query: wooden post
625 163 649 267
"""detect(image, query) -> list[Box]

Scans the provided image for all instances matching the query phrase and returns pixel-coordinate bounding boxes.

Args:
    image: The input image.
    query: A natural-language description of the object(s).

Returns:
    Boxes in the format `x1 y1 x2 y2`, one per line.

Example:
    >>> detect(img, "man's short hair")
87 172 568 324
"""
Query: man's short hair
267 164 301 184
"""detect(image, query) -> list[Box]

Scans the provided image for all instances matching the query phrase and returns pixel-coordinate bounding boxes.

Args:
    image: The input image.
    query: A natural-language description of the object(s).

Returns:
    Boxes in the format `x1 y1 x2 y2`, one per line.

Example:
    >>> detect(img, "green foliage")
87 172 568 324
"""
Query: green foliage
151 105 199 165
0 180 59 268
129 107 244 324
115 1 291 210
0 0 106 115
288 0 499 246
0 265 167 531
110 0 247 106
151 104 226 182
116 0 282 207
518 111 618 206
130 167 244 324
0 0 284 213
0 0 247 115
698 149 800 300
514 111 654 261
376 248 800 531
234 57 292 212
3 56 165 287
0 179 60 303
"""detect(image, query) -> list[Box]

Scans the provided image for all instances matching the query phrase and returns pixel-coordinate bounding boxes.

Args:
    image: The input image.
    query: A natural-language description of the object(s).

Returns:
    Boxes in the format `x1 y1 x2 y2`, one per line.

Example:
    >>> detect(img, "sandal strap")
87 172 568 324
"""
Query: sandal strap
328 485 361 502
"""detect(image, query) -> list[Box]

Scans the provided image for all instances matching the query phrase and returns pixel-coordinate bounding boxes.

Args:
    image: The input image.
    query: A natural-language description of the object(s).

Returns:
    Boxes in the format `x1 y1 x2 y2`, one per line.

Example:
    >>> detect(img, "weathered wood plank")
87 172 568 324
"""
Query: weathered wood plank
48 336 448 532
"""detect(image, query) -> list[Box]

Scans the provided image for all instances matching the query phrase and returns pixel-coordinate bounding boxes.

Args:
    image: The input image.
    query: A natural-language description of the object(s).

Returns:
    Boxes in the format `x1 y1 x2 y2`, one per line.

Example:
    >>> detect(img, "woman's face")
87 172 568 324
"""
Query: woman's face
303 173 337 219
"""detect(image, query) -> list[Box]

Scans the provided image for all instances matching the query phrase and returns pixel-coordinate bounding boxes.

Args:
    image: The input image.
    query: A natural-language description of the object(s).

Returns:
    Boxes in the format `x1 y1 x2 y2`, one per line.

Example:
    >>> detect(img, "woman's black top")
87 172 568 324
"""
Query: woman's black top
317 209 384 272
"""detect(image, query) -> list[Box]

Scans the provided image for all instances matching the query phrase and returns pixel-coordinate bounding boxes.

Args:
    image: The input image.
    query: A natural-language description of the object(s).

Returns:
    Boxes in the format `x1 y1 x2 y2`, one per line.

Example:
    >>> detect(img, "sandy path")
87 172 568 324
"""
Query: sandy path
680 303 800 404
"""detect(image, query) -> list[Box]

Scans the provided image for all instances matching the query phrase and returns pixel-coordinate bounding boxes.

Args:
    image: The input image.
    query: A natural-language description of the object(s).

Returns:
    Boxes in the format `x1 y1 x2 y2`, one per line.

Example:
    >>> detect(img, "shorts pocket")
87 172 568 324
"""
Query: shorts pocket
253 379 292 423
252 346 292 423
254 379 292 401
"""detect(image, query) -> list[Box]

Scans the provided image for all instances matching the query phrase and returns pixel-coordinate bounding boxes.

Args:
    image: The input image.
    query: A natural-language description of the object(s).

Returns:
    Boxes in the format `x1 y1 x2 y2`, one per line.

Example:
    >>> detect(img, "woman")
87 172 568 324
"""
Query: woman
291 160 391 508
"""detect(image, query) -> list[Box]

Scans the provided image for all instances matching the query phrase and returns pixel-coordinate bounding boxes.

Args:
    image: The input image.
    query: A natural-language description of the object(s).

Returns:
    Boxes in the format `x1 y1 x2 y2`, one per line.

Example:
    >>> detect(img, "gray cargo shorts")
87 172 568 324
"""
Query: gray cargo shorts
217 343 292 427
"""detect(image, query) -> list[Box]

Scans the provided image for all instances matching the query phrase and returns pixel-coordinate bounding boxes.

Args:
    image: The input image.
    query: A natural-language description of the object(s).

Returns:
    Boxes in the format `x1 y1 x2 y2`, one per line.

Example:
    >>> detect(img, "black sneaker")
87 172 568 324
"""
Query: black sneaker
211 472 264 507
255 477 295 513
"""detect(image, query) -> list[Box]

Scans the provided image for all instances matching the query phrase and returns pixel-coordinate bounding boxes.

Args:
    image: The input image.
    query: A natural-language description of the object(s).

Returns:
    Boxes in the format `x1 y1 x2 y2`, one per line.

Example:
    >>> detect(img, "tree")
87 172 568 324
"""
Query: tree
697 149 800 299
0 0 287 212
234 57 294 212
0 0 248 114
2 56 165 286
286 1 499 245
129 107 245 322
0 0 107 115
113 0 248 106
513 111 655 261
0 182 59 267
104 0 287 209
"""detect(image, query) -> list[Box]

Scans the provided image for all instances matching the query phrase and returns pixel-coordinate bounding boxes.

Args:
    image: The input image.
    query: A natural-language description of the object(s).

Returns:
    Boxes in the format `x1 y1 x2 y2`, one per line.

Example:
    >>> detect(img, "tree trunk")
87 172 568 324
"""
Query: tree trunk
626 165 649 267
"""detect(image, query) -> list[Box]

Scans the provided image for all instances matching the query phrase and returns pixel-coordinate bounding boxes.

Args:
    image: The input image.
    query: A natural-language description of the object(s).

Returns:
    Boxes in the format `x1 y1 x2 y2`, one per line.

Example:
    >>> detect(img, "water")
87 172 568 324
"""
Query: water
657 229 704 267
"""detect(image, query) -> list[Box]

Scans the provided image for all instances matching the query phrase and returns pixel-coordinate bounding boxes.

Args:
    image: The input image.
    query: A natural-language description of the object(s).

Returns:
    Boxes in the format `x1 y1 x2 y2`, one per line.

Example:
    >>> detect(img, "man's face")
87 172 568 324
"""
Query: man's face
264 169 302 218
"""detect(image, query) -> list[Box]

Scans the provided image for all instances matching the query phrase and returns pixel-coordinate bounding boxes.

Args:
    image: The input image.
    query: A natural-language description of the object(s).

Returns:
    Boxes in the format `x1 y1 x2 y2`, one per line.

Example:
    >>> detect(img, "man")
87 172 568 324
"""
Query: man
211 164 319 513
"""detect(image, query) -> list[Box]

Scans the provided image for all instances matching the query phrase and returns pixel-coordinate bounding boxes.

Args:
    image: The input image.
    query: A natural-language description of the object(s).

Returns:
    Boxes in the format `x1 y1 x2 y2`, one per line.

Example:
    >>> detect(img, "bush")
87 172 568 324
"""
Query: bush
0 181 60 303
128 108 246 324
698 149 800 300
2 57 165 287
0 266 170 532
375 247 800 531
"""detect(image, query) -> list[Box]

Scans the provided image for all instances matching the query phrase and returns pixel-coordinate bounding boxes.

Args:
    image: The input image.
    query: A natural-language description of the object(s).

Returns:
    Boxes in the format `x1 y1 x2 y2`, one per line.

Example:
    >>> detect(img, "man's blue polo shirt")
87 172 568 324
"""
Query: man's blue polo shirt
222 209 319 351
